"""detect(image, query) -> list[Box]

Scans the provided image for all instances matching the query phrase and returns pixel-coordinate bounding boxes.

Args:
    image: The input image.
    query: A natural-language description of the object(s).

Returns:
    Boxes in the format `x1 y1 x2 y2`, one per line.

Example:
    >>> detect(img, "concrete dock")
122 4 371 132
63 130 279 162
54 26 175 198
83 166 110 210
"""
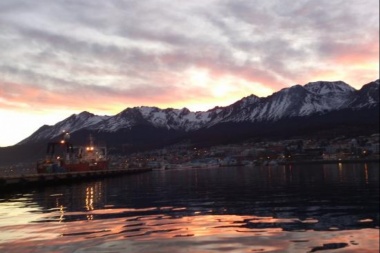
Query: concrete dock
0 168 152 190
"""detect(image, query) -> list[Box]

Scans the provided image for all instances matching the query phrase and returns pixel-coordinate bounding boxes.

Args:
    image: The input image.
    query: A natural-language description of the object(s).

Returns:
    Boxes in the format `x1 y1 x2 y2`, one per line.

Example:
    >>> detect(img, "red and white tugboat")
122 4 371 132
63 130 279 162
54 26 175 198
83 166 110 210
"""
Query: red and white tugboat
36 132 109 173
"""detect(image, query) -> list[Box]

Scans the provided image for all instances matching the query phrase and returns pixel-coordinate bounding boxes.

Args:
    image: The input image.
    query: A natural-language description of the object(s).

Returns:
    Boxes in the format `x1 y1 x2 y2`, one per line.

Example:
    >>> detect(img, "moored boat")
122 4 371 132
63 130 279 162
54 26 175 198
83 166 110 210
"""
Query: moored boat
36 132 109 173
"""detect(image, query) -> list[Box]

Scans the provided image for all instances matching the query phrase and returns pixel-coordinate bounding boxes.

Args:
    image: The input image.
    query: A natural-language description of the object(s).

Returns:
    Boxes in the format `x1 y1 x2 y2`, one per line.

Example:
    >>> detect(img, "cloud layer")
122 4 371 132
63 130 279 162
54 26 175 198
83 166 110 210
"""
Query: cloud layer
0 0 379 145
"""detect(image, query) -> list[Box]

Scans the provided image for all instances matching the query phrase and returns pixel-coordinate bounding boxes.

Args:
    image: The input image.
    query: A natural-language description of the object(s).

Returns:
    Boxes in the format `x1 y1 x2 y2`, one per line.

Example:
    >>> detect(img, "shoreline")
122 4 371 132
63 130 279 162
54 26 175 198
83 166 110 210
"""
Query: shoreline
278 158 379 165
0 168 152 191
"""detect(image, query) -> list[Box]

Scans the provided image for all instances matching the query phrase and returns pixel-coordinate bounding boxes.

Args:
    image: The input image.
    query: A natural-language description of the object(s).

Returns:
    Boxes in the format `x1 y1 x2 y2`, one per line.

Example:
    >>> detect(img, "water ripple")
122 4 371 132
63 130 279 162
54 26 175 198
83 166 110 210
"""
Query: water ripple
0 164 378 252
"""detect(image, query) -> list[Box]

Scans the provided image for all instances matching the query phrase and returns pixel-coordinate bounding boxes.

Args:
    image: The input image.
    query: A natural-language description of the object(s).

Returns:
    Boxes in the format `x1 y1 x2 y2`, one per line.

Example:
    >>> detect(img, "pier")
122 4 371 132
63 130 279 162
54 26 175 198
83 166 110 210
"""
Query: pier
0 168 152 190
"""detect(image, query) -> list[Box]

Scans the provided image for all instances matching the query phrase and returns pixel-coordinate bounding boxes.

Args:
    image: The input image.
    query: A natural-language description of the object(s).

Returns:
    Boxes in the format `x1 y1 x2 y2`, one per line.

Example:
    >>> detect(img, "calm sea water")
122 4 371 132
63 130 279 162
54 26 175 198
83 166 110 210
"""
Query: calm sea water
0 163 378 253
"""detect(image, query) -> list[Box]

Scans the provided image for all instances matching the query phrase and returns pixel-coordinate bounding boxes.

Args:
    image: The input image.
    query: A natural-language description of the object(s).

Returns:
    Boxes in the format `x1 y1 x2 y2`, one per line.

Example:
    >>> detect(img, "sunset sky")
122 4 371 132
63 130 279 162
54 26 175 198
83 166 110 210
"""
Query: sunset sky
0 0 379 147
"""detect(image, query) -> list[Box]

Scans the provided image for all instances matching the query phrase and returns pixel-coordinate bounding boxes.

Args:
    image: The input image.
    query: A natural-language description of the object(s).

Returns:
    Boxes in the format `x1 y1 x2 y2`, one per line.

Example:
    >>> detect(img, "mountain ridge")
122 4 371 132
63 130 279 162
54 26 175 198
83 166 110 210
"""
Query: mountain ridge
18 79 379 145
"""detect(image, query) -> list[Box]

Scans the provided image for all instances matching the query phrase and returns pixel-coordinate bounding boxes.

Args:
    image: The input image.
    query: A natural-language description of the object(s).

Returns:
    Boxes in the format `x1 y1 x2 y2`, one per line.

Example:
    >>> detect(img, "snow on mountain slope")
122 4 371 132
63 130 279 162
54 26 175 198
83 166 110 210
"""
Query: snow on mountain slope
206 94 260 126
348 79 379 108
90 106 221 132
216 81 357 123
302 81 356 112
18 111 110 144
304 81 355 95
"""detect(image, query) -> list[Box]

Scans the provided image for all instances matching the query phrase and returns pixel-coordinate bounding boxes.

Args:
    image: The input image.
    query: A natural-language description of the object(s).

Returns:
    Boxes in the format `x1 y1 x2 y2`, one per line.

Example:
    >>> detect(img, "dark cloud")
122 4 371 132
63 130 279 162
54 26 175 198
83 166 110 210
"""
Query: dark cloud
0 0 378 146
0 0 378 111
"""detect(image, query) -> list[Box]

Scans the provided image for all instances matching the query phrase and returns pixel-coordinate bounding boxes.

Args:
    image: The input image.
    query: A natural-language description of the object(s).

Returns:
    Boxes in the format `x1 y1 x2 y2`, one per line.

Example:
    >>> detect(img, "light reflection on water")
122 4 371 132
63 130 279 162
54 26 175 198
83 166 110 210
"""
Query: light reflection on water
0 163 379 253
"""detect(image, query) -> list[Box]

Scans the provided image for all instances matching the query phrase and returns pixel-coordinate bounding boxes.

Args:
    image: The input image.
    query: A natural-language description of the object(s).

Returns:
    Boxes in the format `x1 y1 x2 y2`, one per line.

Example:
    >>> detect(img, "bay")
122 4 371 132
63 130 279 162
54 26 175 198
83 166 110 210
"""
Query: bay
0 163 379 253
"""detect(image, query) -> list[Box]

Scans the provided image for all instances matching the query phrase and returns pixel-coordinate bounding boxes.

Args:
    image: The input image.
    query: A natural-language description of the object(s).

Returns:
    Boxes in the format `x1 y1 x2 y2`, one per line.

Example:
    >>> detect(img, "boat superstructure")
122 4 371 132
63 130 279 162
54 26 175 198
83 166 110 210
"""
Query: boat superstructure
36 132 109 173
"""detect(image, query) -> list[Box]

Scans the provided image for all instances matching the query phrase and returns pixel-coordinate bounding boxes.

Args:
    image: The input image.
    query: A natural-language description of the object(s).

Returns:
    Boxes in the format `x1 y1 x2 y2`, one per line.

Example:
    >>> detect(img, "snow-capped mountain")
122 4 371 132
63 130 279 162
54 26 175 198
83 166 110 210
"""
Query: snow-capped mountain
19 111 110 144
18 79 379 145
214 80 358 123
89 106 222 132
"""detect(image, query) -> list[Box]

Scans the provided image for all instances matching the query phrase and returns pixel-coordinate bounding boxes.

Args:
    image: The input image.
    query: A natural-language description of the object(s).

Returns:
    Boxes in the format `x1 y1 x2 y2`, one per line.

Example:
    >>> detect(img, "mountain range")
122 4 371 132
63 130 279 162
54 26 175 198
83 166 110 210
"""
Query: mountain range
1 79 379 166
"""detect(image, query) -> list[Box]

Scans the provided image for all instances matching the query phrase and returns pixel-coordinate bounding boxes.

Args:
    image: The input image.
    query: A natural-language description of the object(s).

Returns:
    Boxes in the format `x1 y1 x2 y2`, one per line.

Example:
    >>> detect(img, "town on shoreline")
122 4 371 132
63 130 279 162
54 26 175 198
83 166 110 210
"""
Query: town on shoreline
114 133 380 170
1 133 379 176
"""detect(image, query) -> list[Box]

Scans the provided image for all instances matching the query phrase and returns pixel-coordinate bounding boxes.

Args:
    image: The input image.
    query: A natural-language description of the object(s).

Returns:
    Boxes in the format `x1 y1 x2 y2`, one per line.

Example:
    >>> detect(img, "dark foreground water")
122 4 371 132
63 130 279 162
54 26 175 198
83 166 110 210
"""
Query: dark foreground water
0 163 379 253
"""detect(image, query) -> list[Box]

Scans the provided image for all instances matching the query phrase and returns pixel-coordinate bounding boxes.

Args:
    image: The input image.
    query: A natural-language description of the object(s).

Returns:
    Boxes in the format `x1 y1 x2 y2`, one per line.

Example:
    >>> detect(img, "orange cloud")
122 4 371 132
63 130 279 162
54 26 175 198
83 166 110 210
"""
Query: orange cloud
328 38 379 66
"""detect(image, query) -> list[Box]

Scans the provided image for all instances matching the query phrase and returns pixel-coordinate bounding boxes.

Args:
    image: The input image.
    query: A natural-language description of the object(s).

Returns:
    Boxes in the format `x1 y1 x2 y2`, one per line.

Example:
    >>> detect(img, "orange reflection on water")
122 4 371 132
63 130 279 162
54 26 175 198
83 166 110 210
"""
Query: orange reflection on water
364 163 369 184
0 212 379 253
85 186 94 212
85 186 94 221
58 205 64 223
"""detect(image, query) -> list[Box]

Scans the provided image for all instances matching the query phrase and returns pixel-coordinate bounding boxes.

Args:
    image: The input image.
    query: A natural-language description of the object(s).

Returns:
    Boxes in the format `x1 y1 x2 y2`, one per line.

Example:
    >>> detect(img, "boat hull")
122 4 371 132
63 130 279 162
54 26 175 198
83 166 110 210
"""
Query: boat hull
66 160 108 172
36 160 109 173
